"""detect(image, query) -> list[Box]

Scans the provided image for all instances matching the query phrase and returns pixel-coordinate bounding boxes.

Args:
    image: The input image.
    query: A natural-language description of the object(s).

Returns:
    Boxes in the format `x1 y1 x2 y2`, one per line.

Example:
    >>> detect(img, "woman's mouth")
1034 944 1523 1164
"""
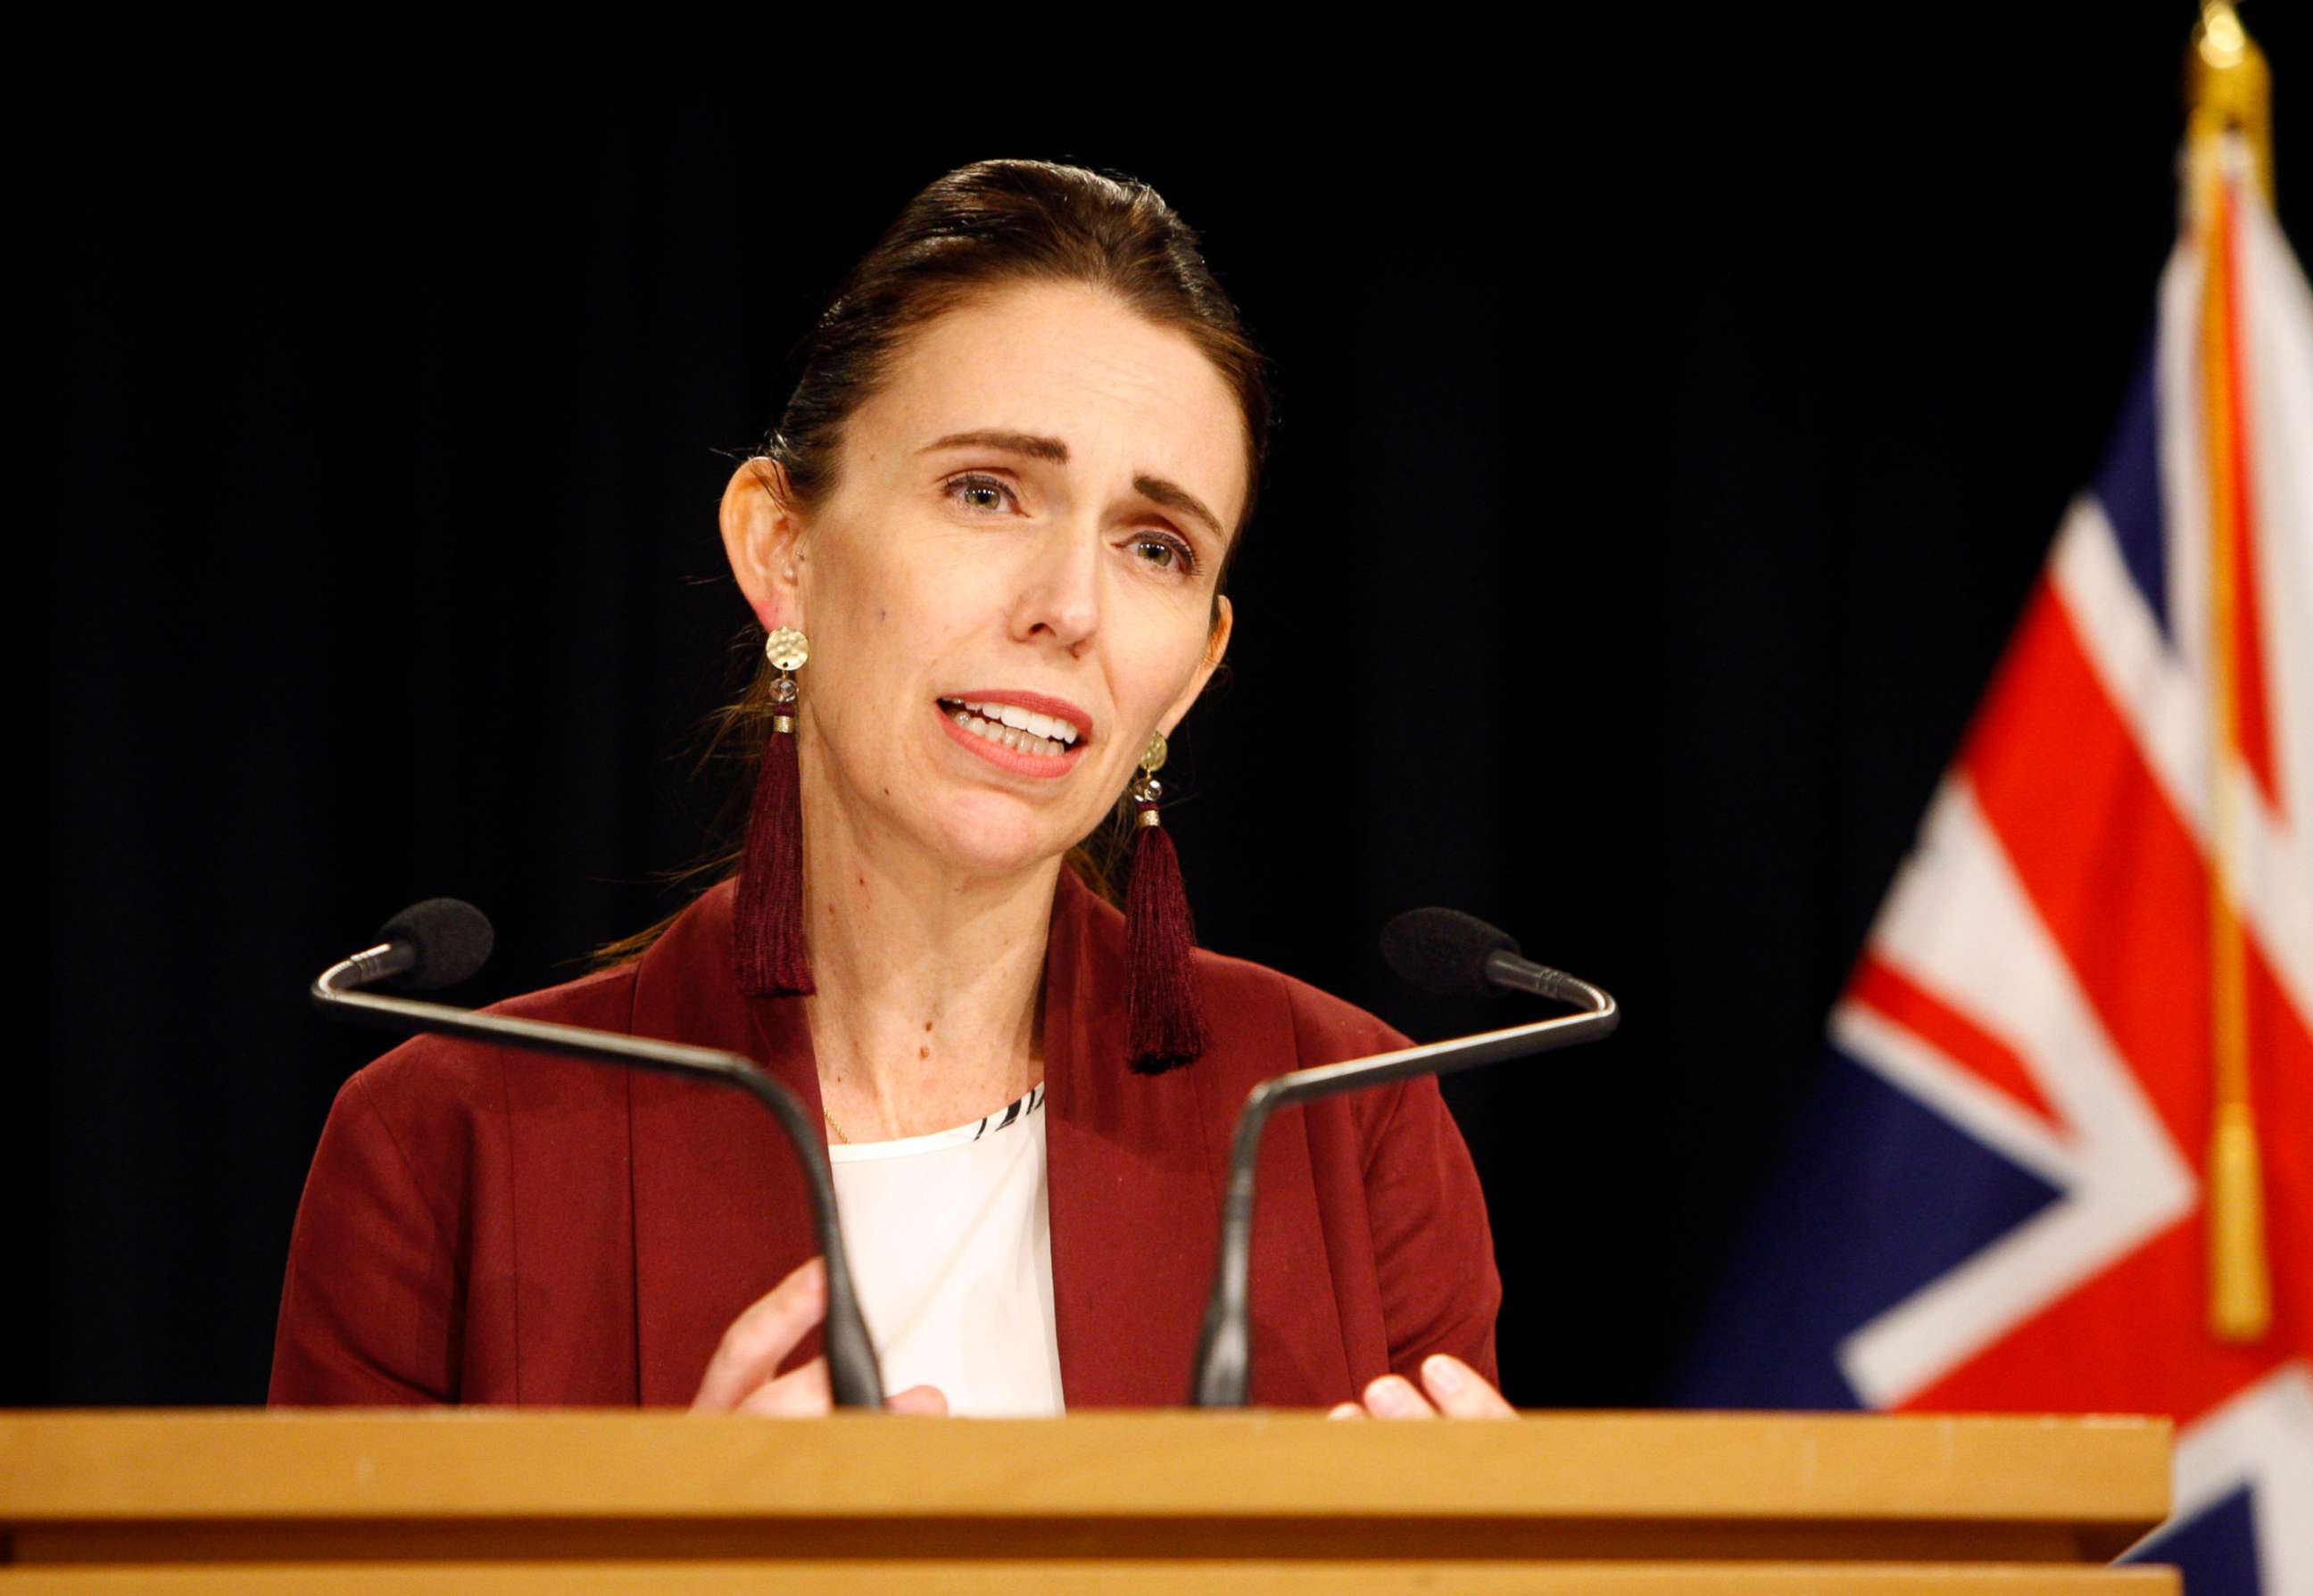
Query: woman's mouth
941 698 1077 756
935 697 1089 777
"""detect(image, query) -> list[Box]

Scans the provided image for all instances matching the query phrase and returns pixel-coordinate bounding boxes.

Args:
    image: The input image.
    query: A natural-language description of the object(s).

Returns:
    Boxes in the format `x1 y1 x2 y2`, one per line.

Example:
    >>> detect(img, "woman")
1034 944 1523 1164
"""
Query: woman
270 159 1510 1421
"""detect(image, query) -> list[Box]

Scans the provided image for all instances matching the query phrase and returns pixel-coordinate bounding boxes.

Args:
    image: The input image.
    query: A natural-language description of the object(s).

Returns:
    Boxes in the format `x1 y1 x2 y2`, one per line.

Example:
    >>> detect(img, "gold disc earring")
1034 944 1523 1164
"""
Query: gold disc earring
1123 725 1206 1073
734 625 815 996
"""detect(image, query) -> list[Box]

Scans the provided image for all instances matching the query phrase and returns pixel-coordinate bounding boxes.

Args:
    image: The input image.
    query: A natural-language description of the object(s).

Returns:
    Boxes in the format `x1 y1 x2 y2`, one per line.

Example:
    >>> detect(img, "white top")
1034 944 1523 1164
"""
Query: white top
827 1084 1065 1417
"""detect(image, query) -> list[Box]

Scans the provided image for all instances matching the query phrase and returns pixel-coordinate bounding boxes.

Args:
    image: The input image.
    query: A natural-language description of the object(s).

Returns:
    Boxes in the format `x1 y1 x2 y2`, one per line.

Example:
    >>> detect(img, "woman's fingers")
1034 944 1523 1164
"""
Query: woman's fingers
1342 1357 1517 1420
738 1367 949 1418
734 1354 832 1417
885 1384 949 1417
1416 1354 1516 1418
1360 1374 1437 1418
690 1256 828 1413
690 1258 954 1420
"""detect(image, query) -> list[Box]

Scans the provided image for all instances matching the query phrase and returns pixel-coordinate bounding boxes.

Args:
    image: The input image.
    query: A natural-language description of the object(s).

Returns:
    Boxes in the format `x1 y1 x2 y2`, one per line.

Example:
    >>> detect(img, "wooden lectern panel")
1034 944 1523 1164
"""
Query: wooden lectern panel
0 1562 2184 1592
0 1410 2176 1593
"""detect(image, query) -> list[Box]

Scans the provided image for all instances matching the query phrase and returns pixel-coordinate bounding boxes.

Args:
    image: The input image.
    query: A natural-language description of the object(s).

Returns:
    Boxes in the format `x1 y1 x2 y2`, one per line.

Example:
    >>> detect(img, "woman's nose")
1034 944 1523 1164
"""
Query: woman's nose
1009 522 1099 651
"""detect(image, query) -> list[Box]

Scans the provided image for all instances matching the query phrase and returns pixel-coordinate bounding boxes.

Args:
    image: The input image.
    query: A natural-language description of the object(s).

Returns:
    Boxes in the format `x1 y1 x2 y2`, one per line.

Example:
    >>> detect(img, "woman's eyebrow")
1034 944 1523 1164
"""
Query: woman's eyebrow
921 428 1069 462
921 428 1223 542
1132 474 1223 542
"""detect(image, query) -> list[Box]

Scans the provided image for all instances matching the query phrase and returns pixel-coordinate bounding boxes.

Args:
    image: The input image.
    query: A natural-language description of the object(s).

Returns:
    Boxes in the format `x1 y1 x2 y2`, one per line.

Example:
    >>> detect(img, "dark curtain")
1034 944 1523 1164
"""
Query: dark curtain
26 6 2275 1407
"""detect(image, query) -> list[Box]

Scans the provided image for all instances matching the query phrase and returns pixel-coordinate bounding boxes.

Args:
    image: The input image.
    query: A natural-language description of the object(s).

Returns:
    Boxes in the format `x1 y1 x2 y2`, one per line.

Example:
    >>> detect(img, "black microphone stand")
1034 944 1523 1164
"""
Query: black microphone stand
1189 973 1618 1408
313 943 886 1410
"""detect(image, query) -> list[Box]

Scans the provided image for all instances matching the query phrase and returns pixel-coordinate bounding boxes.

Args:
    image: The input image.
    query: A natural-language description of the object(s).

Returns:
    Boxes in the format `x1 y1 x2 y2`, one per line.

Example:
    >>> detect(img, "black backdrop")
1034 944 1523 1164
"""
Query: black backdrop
28 7 2302 1409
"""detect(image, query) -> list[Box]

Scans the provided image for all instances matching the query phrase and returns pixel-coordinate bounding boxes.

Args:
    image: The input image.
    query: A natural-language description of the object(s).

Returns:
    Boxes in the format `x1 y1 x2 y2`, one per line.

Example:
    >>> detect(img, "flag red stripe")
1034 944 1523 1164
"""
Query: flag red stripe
1959 579 2209 1154
1896 1218 2281 1424
1849 954 2064 1133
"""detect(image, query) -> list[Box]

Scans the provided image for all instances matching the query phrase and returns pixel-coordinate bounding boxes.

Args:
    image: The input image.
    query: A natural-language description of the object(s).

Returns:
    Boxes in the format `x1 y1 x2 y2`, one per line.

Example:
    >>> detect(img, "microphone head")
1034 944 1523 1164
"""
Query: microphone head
1380 906 1521 1000
375 897 496 990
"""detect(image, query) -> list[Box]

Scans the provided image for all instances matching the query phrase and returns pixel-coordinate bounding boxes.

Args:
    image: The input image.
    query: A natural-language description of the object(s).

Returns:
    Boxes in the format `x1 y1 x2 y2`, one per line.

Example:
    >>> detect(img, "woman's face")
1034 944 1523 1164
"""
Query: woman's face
725 280 1243 881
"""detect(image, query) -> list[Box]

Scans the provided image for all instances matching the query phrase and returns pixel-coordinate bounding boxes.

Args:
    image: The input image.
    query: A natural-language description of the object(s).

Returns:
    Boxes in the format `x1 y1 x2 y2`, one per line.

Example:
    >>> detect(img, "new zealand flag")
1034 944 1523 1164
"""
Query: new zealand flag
1680 132 2313 1594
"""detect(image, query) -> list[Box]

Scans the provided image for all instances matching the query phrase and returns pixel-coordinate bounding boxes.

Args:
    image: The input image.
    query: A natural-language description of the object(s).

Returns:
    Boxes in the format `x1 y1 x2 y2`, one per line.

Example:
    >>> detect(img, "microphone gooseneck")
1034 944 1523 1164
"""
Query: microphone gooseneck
311 899 886 1410
1190 907 1620 1407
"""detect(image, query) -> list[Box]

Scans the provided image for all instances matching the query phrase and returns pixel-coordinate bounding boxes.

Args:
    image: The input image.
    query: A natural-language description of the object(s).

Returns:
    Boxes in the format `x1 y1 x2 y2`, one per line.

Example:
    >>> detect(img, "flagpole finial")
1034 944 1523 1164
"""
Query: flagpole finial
2190 2 2275 200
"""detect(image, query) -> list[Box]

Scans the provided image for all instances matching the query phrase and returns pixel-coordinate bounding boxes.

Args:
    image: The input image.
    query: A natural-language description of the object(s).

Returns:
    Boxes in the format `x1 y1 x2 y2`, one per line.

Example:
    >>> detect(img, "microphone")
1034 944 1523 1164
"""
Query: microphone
1188 908 1618 1408
311 899 885 1409
1379 905 1604 1005
338 897 496 991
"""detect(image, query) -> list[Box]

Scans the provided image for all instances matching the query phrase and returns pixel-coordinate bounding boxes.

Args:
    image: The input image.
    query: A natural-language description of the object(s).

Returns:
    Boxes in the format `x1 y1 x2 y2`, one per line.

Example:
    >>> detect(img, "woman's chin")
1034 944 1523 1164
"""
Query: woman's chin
923 803 1078 881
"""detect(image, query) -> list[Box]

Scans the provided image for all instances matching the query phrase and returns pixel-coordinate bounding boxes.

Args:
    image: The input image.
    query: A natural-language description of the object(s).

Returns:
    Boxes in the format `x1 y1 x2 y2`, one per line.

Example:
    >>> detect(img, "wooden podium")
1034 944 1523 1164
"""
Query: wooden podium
2 1410 2174 1592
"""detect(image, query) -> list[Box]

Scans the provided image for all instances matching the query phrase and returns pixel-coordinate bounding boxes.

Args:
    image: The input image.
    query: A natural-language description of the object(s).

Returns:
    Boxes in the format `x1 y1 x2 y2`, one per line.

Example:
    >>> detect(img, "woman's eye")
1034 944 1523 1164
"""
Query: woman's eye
1129 533 1196 575
946 474 1016 512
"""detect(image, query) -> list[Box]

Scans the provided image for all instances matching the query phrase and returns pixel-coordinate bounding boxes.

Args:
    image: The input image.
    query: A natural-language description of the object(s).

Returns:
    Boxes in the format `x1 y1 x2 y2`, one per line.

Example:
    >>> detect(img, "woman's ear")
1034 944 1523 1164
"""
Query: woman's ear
1161 594 1234 732
720 457 806 631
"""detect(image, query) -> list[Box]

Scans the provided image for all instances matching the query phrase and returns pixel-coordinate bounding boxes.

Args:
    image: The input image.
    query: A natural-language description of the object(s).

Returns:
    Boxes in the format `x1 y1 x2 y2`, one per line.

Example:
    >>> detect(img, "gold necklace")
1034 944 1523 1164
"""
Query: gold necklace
822 1106 850 1145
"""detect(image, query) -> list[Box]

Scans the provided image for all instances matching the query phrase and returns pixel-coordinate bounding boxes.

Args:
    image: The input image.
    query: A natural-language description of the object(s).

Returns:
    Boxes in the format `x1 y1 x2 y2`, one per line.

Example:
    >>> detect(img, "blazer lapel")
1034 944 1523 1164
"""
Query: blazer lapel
626 881 829 1406
622 871 1243 1410
1043 873 1225 1408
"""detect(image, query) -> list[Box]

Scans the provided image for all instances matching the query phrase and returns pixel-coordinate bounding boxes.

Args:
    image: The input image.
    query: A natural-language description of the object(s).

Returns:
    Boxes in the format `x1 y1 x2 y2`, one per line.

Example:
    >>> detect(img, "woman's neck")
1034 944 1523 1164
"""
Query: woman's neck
796 786 1058 1143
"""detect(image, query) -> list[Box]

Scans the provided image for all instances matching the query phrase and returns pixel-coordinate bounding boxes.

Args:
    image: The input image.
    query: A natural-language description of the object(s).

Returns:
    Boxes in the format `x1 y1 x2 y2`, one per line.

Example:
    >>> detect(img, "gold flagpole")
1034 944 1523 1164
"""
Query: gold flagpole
2188 0 2274 1344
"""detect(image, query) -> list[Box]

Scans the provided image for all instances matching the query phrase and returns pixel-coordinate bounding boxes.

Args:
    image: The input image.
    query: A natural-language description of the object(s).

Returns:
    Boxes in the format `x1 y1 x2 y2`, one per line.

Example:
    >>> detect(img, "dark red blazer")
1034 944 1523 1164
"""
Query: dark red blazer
269 872 1500 1409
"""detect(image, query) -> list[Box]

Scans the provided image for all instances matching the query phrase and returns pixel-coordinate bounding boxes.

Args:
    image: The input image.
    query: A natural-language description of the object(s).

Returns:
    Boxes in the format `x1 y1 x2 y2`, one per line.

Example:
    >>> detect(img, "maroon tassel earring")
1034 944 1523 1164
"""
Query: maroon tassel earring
1125 729 1206 1073
733 626 815 997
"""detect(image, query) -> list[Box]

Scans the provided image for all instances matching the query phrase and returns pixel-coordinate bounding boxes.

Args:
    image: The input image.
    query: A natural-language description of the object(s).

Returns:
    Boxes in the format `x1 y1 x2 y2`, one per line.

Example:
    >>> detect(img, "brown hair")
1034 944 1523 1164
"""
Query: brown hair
599 159 1272 964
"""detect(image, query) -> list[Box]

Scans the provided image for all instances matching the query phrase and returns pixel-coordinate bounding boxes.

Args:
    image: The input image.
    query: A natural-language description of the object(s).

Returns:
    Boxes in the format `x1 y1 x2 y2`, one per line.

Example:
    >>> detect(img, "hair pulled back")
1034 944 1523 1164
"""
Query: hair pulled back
602 159 1272 962
765 158 1270 542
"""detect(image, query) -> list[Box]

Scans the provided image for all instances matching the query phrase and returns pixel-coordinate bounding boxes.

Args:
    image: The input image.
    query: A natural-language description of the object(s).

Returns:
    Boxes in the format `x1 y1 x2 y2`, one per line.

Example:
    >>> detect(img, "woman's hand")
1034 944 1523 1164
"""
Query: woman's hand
1326 1354 1514 1419
691 1256 948 1417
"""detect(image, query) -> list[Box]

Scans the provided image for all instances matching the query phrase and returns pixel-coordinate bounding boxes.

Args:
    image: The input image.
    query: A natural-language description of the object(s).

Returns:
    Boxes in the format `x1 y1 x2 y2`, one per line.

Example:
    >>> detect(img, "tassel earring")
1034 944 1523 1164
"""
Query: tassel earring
1125 729 1207 1074
734 626 815 997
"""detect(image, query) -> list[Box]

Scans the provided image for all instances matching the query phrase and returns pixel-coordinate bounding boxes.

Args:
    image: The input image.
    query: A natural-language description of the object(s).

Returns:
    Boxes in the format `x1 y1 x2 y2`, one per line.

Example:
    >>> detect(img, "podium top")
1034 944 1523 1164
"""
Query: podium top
3 1409 2168 1566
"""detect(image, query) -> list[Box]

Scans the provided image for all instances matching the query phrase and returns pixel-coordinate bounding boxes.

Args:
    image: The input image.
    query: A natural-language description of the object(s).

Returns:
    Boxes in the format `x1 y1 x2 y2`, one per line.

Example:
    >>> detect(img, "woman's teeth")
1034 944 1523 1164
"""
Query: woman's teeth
942 699 1075 758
